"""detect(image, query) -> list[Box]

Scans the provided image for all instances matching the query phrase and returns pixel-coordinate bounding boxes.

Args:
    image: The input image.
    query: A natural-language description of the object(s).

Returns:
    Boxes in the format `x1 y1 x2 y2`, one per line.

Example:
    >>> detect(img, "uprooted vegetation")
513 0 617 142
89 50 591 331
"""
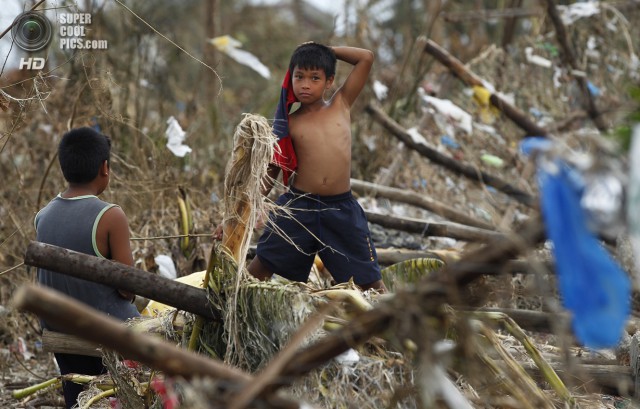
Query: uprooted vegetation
2 1 640 408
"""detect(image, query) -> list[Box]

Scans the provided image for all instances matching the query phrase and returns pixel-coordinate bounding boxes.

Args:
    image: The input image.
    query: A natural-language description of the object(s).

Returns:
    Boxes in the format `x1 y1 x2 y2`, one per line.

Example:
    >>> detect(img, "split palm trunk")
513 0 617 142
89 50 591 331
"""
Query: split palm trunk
221 114 276 266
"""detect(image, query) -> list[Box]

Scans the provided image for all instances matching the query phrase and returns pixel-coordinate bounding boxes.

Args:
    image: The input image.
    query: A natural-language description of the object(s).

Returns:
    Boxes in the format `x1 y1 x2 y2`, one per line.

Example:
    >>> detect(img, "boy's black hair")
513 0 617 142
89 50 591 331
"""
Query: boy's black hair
58 127 111 184
289 43 336 79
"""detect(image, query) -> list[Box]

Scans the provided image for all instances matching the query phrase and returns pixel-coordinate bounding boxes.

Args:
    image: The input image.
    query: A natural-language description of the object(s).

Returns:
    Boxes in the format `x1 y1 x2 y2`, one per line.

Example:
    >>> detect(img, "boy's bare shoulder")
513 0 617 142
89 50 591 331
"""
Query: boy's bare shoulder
100 205 129 229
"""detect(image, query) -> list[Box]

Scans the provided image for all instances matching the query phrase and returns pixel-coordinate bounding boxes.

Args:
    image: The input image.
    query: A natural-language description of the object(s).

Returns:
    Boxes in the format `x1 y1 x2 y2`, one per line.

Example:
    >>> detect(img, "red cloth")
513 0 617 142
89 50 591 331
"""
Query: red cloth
272 70 298 185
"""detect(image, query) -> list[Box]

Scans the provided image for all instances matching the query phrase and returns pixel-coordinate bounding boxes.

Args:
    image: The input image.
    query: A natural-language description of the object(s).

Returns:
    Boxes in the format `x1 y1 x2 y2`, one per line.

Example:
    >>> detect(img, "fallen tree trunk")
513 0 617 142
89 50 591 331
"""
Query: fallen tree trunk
42 329 102 357
13 284 249 382
421 38 548 138
351 178 495 230
264 218 548 396
365 102 536 208
12 285 301 408
24 242 219 321
479 307 640 337
523 362 632 396
543 0 607 132
365 211 503 242
376 248 550 274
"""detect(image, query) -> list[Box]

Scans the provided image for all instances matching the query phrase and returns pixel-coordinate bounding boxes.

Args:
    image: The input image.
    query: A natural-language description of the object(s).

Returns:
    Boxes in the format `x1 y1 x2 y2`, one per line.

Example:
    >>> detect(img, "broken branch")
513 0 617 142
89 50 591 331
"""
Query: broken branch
24 242 219 320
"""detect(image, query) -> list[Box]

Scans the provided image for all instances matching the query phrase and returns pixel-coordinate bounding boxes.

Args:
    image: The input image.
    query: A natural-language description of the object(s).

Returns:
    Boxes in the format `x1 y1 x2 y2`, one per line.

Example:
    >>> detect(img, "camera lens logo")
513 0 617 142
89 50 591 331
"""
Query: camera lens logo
11 11 53 52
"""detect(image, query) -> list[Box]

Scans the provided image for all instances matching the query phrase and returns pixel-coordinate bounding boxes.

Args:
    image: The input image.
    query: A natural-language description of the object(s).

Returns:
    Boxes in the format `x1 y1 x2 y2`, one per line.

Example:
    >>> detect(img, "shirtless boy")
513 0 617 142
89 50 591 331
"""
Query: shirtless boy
248 42 386 292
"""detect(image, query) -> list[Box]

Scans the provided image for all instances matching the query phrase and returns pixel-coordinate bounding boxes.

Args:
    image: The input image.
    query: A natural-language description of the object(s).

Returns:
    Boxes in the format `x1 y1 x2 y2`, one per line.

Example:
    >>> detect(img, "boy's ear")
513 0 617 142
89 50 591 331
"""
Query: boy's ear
100 160 109 176
326 75 335 89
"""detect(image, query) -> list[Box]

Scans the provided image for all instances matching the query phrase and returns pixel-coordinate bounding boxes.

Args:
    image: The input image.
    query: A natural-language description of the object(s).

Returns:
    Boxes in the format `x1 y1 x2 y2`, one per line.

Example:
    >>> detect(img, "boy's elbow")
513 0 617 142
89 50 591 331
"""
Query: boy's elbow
364 50 375 63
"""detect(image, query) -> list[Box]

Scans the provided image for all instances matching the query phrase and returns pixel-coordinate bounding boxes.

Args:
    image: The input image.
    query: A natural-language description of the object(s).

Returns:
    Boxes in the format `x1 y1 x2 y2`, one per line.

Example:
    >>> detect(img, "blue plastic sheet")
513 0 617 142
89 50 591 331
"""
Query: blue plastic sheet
539 162 630 348
519 137 551 157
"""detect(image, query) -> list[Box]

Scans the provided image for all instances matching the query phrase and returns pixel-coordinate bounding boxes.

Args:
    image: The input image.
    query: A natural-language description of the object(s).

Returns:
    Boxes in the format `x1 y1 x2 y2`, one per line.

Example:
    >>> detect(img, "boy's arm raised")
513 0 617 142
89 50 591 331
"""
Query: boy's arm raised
332 46 374 107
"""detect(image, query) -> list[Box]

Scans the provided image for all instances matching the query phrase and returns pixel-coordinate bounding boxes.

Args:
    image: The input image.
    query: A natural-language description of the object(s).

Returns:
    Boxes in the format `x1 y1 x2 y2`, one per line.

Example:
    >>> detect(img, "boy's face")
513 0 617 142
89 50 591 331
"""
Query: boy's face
291 66 333 104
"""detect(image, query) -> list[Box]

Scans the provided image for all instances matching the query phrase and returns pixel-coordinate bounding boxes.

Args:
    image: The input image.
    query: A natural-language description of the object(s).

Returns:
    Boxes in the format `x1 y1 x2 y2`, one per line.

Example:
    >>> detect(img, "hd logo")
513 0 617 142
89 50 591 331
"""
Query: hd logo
11 11 53 70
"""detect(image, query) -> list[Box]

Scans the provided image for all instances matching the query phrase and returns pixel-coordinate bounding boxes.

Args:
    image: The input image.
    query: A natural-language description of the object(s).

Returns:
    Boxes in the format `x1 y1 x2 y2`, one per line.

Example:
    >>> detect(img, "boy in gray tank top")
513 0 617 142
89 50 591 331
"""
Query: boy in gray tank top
35 127 139 408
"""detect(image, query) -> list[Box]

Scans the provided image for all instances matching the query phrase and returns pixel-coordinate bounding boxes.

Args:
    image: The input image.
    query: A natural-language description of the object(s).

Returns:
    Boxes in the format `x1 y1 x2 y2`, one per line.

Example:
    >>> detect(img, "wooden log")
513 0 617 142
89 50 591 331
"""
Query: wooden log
265 218 547 394
477 308 558 333
375 249 549 273
421 38 548 137
24 242 219 321
376 248 448 265
365 102 536 208
42 329 102 357
364 211 503 242
13 284 249 381
630 332 640 398
522 362 633 396
43 313 192 357
442 7 542 22
13 285 300 409
479 307 640 339
351 178 495 230
543 0 607 132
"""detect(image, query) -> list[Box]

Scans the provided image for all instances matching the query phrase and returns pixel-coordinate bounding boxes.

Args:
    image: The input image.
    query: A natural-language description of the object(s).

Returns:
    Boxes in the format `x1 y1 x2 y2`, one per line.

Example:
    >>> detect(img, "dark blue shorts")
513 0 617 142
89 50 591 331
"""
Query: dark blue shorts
256 187 381 286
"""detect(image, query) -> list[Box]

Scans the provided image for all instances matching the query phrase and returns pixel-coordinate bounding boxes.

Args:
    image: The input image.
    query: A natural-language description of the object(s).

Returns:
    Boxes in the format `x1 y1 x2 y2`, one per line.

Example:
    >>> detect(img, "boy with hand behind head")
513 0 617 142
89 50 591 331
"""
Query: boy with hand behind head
35 127 140 408
249 42 387 292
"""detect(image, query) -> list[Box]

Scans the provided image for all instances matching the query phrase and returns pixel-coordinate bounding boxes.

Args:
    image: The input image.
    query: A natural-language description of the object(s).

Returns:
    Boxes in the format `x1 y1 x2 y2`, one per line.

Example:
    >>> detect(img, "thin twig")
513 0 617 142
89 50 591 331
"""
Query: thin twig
130 233 213 241
543 0 607 132
0 0 46 41
0 262 24 276
112 0 223 95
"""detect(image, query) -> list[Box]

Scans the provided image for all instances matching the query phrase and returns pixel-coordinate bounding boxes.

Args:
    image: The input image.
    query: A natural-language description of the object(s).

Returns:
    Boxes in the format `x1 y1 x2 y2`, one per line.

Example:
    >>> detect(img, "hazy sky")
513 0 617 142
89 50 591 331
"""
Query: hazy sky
0 1 23 69
0 0 374 71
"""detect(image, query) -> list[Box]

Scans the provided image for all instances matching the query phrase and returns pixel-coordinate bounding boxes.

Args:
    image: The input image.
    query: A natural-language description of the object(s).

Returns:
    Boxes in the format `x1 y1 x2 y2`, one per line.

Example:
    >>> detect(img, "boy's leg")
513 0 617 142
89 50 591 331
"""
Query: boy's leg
318 194 386 292
253 191 319 283
55 353 106 408
360 279 388 293
247 256 273 281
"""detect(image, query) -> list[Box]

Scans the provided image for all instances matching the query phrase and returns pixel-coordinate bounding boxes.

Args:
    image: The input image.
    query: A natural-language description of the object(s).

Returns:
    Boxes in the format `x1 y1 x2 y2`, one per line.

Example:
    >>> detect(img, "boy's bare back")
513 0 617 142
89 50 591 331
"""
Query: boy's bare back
288 46 373 196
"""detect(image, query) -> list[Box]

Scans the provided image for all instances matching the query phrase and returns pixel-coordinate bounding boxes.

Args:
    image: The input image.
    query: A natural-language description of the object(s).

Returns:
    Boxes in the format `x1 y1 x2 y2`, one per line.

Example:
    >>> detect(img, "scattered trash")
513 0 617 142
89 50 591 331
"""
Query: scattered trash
155 255 177 280
581 172 624 239
471 85 499 124
529 107 544 119
519 137 552 157
541 42 559 58
15 337 34 360
629 124 640 288
412 178 428 188
440 135 460 149
586 81 601 97
165 116 192 157
335 348 360 366
525 47 552 68
538 159 630 348
480 153 504 168
208 35 271 79
419 88 473 135
373 80 388 100
406 127 429 146
557 1 600 25
473 206 492 222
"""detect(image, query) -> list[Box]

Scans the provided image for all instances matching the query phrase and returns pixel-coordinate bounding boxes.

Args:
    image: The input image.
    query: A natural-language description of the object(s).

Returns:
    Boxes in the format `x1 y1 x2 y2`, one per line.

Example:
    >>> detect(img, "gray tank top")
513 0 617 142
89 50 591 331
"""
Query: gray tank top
35 195 139 330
